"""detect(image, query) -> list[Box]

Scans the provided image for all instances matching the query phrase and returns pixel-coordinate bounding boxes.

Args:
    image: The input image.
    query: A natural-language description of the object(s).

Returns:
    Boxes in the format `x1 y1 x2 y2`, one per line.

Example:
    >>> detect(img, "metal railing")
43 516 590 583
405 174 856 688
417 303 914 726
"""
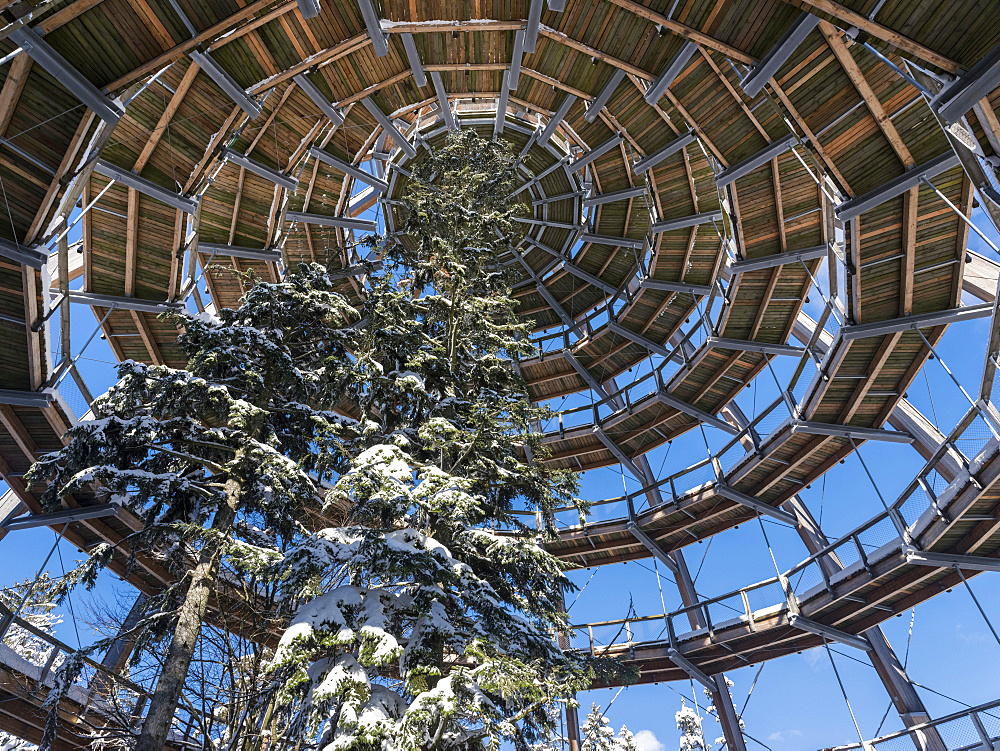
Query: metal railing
527 394 790 531
566 403 997 656
0 599 167 746
821 696 1000 751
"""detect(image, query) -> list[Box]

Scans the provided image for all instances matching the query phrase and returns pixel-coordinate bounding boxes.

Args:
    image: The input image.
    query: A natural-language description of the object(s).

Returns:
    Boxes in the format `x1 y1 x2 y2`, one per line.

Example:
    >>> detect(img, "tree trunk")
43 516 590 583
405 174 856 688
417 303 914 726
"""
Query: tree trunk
136 467 244 751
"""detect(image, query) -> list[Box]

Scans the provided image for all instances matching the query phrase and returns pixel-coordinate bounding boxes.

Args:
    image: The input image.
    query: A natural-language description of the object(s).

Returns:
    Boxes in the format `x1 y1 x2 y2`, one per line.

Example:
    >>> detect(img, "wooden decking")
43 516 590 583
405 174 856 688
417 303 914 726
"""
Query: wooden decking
0 0 999 743
575 418 1000 685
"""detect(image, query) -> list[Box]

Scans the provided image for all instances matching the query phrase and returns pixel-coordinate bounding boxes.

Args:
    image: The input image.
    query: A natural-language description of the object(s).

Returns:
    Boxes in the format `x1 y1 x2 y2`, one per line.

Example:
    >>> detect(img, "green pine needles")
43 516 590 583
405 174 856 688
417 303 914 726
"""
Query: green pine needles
30 130 605 751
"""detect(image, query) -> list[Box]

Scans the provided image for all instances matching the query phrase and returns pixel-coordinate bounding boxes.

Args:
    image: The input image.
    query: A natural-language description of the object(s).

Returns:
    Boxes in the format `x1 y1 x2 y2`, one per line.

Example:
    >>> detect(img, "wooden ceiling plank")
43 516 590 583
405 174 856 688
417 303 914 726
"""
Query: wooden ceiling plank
0 404 39 462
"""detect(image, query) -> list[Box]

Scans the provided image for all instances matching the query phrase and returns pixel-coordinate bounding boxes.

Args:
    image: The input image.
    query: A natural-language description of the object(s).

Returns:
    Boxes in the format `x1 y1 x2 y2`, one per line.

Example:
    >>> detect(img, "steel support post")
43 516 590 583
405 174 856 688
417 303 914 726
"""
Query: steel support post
600 375 746 751
90 593 148 699
718 406 944 750
556 588 582 751
671 549 748 751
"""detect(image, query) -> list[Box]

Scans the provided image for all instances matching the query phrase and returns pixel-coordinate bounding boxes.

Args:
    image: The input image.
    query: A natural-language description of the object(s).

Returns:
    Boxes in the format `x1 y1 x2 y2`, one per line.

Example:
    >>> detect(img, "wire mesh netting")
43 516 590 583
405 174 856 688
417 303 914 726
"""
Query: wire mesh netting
673 461 716 495
898 484 930 527
740 579 785 615
718 441 750 473
977 709 1000 740
57 377 92 423
870 734 918 751
626 617 669 643
704 593 748 626
955 413 995 461
789 561 825 597
755 409 789 441
933 717 985 750
790 373 811 409
582 499 629 525
856 516 899 556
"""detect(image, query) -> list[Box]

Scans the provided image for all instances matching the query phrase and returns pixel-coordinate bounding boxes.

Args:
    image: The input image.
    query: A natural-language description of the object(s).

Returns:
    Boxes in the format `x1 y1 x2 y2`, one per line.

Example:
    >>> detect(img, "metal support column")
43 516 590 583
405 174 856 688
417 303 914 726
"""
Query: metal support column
602 377 747 751
721 406 943 750
556 589 582 751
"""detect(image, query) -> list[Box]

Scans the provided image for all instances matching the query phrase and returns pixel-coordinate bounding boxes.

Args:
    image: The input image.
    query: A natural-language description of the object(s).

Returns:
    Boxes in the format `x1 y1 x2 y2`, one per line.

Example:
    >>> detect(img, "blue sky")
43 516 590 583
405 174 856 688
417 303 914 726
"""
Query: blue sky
2 204 1000 751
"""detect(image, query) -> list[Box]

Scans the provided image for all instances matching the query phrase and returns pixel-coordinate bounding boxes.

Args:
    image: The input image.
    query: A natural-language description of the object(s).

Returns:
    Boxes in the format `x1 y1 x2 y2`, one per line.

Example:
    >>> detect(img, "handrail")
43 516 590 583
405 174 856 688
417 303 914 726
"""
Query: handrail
540 394 787 523
537 314 708 421
0 598 150 702
563 401 998 653
820 695 1000 751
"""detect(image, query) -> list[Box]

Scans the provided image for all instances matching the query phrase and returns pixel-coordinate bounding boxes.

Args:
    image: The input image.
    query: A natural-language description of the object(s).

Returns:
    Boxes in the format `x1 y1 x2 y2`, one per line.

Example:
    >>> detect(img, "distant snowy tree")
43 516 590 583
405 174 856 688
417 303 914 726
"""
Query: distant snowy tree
676 701 707 751
581 702 637 751
617 725 637 751
582 703 617 751
0 573 62 667
0 574 64 751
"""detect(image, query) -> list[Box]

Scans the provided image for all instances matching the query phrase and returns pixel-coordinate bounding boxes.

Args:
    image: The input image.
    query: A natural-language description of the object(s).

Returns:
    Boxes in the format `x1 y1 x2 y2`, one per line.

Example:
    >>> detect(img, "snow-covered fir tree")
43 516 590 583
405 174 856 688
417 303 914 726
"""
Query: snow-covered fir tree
617 725 637 751
581 703 617 751
264 130 592 751
28 261 361 750
29 130 601 751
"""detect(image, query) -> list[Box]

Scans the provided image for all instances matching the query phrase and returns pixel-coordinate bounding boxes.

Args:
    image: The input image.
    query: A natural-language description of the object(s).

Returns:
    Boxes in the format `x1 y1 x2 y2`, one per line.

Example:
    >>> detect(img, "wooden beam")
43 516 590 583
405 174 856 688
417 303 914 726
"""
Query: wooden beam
0 55 32 139
900 187 917 317
538 26 651 80
25 112 93 244
382 19 522 33
247 32 371 95
522 67 590 101
769 79 853 196
756 434 833 495
20 267 42 389
788 0 959 73
133 61 200 174
975 97 1000 154
130 311 164 365
106 0 283 91
698 48 769 140
125 187 138 296
842 331 902 423
37 0 107 33
604 0 755 65
229 167 247 245
820 21 915 170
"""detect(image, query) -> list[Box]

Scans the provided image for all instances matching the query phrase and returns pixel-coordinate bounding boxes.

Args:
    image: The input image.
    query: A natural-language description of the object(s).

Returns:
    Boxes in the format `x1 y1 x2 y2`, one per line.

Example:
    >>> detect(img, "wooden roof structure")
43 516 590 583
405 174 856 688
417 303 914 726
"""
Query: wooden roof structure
3 0 1000 746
